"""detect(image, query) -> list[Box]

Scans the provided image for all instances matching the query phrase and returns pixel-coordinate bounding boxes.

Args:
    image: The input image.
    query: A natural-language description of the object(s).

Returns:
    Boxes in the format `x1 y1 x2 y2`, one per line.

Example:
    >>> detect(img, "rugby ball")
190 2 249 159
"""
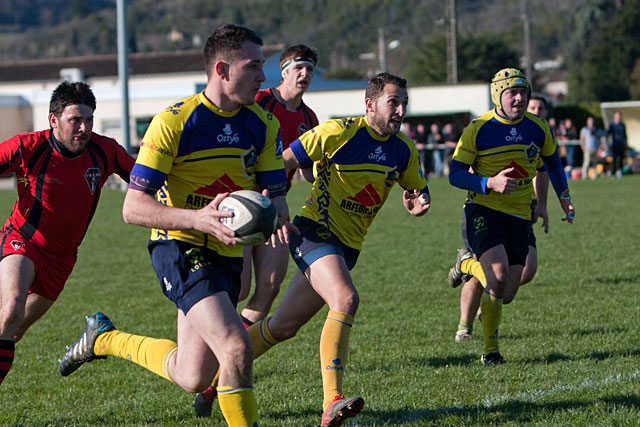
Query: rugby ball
218 190 278 246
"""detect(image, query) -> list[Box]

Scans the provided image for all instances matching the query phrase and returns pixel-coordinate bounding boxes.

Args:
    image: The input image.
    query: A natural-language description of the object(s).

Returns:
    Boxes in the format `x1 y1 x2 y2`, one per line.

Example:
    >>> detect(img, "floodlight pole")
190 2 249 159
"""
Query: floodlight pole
117 0 131 153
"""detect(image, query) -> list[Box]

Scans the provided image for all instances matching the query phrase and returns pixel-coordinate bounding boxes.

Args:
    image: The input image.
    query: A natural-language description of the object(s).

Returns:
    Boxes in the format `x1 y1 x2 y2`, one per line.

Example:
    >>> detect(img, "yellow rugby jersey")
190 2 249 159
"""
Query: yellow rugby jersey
452 109 556 220
131 91 286 257
289 116 428 250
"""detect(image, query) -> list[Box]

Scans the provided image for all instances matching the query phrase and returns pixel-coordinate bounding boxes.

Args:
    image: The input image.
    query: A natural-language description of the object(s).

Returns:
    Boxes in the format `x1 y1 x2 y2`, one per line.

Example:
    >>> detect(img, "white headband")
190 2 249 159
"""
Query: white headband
280 57 315 78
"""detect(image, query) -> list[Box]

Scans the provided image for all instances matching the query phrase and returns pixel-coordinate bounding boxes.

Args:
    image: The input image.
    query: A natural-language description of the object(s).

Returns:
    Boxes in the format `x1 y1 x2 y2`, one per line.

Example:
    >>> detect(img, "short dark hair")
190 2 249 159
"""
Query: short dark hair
529 94 548 109
365 72 407 101
279 44 318 69
49 81 96 116
203 24 263 76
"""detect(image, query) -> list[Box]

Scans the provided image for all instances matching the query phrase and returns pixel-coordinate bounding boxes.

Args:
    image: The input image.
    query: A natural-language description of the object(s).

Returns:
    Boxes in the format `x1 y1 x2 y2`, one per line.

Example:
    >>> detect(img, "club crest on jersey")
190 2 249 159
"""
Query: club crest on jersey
241 147 257 179
505 127 523 143
384 167 399 188
368 146 387 162
10 240 25 251
84 168 101 194
218 123 240 145
525 142 540 164
298 123 309 136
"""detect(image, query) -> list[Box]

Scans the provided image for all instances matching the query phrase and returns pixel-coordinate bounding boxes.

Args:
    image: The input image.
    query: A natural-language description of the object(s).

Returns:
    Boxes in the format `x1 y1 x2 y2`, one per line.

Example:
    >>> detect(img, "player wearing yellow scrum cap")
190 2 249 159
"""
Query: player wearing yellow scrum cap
447 67 575 366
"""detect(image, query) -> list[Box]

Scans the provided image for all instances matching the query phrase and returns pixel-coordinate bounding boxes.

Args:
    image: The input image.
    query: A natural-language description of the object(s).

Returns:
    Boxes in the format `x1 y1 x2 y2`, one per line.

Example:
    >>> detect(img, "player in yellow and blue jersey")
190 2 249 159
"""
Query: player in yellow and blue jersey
447 68 575 366
451 94 552 344
58 24 294 427
241 72 431 426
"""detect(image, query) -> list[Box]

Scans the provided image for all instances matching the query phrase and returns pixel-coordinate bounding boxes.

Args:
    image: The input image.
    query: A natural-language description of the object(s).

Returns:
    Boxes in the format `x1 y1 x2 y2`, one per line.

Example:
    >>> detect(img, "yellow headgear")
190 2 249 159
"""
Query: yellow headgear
490 68 530 110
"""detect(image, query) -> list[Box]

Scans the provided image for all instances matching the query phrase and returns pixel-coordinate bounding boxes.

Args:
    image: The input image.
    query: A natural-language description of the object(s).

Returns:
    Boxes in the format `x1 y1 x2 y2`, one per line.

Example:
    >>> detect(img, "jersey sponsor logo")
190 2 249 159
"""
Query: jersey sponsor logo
505 127 523 143
340 118 355 129
525 142 540 164
348 184 382 207
217 123 240 145
84 168 101 194
504 160 528 179
165 101 184 115
275 134 283 158
315 158 331 227
298 123 309 136
368 145 387 162
185 174 243 208
341 184 383 217
10 240 25 251
163 277 172 292
140 142 173 157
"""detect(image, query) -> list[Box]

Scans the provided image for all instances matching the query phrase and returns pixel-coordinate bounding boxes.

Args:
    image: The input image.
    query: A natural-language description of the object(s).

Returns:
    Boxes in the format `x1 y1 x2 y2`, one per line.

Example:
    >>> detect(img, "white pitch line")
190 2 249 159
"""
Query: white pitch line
481 370 640 408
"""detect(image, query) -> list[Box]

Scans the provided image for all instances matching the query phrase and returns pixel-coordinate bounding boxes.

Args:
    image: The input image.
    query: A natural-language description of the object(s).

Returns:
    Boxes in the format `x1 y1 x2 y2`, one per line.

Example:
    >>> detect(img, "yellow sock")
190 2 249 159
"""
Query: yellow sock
320 311 354 410
458 319 473 333
480 291 503 354
247 317 281 360
94 331 177 383
217 386 258 427
461 258 487 287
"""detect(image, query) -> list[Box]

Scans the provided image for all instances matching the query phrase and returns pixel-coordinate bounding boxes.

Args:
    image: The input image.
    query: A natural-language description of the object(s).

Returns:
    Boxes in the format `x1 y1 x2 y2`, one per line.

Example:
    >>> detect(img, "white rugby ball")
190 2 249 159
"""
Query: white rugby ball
218 190 278 246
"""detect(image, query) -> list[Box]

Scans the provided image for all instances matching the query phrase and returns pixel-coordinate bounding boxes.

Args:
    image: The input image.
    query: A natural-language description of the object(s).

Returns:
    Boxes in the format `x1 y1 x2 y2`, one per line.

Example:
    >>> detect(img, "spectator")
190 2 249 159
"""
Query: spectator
607 111 628 179
563 118 580 169
427 123 443 177
414 123 430 176
441 123 459 176
580 116 600 179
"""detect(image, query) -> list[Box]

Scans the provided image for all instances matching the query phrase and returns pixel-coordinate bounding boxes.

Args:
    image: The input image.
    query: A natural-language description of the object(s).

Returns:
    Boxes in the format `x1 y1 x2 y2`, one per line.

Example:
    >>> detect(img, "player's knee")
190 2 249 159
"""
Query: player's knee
0 297 25 333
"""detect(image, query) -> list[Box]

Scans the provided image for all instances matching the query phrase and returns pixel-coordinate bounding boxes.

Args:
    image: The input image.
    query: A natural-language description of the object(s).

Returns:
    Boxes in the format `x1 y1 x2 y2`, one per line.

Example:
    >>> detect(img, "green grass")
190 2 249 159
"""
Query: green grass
0 175 639 426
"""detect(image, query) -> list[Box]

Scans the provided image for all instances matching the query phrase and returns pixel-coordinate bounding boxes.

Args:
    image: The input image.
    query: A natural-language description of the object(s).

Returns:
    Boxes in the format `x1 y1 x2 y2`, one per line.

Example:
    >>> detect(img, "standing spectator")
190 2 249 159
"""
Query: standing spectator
414 123 430 176
580 116 600 179
441 122 458 176
427 123 443 177
563 118 580 170
607 111 628 179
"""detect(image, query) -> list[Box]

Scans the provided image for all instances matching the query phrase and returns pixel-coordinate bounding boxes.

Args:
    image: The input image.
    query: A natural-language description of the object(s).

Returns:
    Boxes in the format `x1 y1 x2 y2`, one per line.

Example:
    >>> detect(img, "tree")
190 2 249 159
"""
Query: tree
566 0 640 102
405 33 519 84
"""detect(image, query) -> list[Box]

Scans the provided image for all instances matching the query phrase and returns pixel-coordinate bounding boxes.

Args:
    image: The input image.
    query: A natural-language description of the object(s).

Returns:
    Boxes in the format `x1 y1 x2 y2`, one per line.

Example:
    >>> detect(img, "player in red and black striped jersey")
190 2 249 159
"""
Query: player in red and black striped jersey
0 82 134 386
240 45 319 326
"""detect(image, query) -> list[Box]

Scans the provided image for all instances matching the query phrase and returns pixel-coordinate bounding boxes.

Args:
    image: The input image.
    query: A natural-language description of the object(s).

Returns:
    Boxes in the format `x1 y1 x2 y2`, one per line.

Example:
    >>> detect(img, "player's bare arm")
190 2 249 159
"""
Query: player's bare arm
122 188 236 245
283 147 301 176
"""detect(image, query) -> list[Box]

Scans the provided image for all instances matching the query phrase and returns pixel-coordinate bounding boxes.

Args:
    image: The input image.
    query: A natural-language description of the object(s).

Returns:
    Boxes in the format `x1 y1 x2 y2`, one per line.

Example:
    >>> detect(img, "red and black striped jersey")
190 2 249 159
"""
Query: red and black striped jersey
0 129 134 255
256 88 318 188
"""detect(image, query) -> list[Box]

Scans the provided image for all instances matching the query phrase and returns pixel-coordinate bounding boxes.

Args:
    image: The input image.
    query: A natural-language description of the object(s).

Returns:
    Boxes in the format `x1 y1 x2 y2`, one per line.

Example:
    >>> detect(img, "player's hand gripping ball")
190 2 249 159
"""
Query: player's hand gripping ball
218 190 278 246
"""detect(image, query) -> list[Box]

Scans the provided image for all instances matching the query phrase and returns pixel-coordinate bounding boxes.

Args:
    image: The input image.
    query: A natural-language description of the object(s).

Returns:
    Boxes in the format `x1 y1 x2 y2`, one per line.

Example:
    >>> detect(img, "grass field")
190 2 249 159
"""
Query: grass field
0 175 639 426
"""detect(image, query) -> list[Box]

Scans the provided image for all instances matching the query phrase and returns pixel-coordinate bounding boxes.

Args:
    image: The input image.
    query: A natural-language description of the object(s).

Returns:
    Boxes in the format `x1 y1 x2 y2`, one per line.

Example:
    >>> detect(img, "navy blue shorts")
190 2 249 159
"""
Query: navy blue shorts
463 204 530 267
461 210 535 251
289 216 360 273
148 240 243 314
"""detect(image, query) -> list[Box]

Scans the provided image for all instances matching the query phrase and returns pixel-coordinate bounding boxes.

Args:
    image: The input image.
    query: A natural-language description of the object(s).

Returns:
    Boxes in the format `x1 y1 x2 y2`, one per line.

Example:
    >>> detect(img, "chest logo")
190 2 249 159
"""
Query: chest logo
84 168 101 194
505 127 523 143
218 123 240 145
10 240 25 251
368 146 387 162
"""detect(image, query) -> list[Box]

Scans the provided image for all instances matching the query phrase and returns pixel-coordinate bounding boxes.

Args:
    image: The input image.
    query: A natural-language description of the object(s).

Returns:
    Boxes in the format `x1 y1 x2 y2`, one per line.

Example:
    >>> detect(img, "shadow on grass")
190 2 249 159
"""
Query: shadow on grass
357 393 640 425
593 274 640 285
523 347 640 364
